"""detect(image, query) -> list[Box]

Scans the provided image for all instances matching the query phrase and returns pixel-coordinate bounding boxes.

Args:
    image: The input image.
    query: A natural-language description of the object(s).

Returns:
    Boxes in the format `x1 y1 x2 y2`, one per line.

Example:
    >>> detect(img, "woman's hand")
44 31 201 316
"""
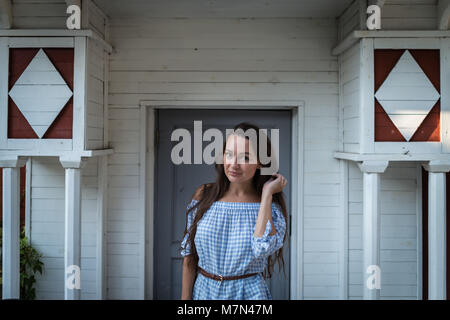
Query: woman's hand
262 173 288 196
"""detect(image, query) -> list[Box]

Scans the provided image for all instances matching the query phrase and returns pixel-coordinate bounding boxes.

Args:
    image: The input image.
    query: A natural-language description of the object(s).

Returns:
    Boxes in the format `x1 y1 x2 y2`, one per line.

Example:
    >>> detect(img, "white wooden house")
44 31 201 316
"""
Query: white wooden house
0 0 449 300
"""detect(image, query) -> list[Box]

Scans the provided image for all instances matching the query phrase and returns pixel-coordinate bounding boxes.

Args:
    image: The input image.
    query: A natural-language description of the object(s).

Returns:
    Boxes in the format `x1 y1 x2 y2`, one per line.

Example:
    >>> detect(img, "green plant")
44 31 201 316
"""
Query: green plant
0 227 44 300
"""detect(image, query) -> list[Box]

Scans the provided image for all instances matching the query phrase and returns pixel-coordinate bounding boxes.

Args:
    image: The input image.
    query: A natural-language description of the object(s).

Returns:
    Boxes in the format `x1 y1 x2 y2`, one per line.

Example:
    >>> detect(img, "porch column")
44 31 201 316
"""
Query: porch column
1 156 27 299
422 160 450 300
357 160 389 300
60 156 87 300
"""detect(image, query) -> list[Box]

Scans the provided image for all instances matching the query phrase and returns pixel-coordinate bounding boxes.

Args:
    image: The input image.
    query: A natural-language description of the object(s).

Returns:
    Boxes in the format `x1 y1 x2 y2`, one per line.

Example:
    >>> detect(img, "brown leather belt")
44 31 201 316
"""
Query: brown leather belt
198 267 259 282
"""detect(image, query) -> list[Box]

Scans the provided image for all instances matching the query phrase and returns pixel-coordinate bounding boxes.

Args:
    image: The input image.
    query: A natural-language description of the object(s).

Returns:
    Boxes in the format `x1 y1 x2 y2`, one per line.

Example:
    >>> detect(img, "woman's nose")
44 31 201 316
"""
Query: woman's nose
228 156 237 166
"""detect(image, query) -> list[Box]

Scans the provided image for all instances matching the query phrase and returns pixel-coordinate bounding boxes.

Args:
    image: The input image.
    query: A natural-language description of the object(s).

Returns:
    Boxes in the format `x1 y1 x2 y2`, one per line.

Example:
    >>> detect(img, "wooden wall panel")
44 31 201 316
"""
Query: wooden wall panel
8 48 40 138
374 49 440 142
374 100 406 141
8 48 74 139
42 48 74 139
409 50 440 142
409 102 440 142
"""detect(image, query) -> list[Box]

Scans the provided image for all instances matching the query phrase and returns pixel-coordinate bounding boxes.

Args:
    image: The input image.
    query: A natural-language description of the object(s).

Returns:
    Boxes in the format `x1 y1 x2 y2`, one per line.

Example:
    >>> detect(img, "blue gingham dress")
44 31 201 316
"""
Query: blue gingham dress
180 199 286 300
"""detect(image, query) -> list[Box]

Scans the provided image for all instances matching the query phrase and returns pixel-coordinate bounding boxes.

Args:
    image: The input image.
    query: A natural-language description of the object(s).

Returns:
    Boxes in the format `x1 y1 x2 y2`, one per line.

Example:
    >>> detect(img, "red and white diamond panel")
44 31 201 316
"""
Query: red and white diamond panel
375 50 440 141
8 49 73 138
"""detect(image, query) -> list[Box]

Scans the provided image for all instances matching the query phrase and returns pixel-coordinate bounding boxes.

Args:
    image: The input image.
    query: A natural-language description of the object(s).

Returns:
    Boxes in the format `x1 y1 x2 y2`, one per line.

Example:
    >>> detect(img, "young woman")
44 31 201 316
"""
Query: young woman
180 122 288 300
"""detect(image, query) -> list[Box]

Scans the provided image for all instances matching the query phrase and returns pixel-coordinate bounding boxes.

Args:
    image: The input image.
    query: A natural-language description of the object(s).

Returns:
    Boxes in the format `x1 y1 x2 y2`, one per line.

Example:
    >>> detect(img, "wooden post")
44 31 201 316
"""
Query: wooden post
423 160 450 300
60 156 86 300
1 157 27 299
358 160 388 300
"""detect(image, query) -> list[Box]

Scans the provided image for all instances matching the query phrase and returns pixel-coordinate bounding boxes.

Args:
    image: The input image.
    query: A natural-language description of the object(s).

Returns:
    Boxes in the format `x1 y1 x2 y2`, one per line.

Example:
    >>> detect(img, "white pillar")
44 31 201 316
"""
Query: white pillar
358 160 388 300
60 156 86 300
423 160 450 300
1 156 27 299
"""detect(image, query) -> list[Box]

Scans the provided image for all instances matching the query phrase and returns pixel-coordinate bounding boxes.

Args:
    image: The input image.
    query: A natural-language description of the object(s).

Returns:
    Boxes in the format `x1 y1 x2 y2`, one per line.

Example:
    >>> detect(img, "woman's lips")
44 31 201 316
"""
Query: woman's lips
229 171 241 177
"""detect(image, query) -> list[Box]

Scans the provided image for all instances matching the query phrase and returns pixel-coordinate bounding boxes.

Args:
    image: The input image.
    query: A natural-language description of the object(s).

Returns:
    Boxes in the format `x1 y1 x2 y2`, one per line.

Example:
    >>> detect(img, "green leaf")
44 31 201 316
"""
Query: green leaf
0 225 46 300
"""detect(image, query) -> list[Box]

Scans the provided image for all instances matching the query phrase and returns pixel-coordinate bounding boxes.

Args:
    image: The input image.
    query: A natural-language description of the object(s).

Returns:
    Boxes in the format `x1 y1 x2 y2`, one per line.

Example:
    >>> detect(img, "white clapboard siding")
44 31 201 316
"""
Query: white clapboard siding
108 17 340 299
30 157 98 300
381 0 438 30
337 0 439 35
88 1 106 38
338 0 361 42
107 107 141 299
86 37 105 150
348 161 418 300
12 0 107 32
339 42 361 153
12 0 67 29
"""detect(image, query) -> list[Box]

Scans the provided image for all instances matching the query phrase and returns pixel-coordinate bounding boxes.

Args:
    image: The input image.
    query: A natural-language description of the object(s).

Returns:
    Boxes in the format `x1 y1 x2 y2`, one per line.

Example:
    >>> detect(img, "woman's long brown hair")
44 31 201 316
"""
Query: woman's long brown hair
181 122 288 279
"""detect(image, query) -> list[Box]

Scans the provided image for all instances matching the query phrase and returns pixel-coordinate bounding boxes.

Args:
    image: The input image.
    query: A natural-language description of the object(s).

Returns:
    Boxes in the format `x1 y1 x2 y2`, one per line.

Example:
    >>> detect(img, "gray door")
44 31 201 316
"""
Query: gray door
154 109 291 299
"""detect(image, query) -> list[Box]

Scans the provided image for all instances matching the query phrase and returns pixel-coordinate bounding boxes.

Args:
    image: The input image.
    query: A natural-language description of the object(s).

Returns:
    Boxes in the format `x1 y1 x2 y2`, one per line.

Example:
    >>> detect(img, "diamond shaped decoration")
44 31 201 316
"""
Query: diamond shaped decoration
374 50 440 141
8 49 73 138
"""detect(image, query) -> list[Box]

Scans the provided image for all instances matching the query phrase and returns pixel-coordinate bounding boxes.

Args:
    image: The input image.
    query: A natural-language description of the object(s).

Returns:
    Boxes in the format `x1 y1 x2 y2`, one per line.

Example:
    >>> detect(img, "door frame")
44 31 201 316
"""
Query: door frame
420 165 450 300
139 100 305 299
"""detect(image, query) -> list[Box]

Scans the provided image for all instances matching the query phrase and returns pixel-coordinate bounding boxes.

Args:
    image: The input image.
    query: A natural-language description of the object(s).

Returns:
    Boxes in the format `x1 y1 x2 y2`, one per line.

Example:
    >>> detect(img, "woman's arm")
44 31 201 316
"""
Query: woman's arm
254 173 287 238
252 174 288 259
254 192 277 237
181 255 197 300
180 185 206 300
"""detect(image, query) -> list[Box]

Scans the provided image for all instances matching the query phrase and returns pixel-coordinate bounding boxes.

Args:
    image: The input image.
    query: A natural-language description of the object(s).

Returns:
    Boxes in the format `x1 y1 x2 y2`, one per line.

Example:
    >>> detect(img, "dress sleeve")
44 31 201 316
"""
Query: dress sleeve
251 202 286 259
180 199 198 257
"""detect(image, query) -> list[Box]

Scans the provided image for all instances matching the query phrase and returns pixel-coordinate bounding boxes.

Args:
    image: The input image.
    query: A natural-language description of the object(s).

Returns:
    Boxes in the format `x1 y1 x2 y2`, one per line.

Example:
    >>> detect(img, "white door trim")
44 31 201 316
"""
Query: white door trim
416 162 423 300
139 100 305 300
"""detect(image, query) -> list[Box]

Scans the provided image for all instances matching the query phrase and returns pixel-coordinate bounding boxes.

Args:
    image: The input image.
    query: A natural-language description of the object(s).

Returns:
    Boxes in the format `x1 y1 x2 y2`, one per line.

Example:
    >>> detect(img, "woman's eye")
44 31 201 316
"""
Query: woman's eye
237 155 248 162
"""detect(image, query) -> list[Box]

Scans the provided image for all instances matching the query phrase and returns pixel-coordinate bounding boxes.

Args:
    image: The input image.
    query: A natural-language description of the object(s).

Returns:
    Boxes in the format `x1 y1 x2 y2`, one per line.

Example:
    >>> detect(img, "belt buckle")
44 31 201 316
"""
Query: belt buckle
218 274 224 283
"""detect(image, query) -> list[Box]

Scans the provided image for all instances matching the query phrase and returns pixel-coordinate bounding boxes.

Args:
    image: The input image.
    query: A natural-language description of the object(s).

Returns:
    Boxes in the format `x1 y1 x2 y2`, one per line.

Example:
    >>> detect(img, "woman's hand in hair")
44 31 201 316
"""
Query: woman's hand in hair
262 173 288 196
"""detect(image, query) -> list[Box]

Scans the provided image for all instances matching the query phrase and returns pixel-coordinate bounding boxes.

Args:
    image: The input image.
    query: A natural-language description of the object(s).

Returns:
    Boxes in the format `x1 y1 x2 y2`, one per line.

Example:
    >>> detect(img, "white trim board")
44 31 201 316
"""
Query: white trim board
416 163 423 300
8 37 74 48
139 105 148 300
0 37 9 149
334 152 450 162
96 156 108 299
24 157 32 240
373 142 442 154
339 159 349 299
332 30 450 55
360 38 375 154
0 29 113 53
0 149 113 158
373 38 441 49
441 38 450 153
140 100 305 300
73 36 86 153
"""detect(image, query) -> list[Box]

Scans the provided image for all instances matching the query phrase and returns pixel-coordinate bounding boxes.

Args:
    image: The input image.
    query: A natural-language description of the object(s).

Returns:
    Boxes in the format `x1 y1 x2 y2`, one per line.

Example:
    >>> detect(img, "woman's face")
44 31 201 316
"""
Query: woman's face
223 134 260 183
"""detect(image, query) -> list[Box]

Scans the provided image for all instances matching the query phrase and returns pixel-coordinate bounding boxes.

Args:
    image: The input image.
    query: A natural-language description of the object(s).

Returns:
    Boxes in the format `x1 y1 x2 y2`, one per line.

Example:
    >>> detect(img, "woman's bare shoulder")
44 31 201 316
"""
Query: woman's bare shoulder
193 183 213 200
